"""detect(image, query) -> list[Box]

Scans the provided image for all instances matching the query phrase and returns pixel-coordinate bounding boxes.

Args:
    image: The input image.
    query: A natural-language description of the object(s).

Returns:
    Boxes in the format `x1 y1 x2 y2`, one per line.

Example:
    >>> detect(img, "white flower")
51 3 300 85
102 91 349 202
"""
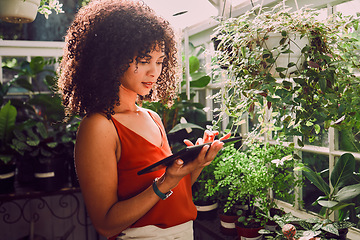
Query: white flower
38 0 64 17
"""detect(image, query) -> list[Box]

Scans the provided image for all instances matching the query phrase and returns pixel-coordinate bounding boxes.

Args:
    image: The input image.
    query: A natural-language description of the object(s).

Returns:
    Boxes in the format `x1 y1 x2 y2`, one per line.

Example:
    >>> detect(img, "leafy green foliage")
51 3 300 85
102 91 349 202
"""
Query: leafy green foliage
0 101 17 164
302 153 360 221
1 56 79 165
212 3 360 144
206 141 301 215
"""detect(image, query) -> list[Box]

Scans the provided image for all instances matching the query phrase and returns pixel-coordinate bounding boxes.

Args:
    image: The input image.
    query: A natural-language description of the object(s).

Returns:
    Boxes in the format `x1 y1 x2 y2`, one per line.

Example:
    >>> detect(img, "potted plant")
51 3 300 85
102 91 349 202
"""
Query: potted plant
0 101 17 194
206 140 301 238
3 56 78 190
0 0 63 23
300 152 360 239
236 207 267 240
211 2 360 145
204 144 246 235
11 119 76 191
192 155 219 221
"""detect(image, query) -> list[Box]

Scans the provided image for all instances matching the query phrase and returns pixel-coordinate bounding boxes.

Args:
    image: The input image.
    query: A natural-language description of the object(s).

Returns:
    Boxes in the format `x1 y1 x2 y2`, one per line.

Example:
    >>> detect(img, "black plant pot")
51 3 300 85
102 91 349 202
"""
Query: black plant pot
195 200 218 221
324 228 349 240
34 157 67 192
0 163 16 194
16 156 35 187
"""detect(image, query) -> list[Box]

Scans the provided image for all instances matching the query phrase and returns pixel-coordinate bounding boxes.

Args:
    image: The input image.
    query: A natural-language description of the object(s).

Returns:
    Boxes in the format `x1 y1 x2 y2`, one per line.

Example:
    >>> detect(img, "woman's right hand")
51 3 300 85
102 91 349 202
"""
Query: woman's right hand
160 132 229 191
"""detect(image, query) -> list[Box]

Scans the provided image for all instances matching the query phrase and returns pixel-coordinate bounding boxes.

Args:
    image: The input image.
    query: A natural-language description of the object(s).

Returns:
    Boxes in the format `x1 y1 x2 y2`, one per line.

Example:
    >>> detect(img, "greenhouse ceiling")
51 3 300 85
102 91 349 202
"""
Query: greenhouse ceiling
142 0 360 30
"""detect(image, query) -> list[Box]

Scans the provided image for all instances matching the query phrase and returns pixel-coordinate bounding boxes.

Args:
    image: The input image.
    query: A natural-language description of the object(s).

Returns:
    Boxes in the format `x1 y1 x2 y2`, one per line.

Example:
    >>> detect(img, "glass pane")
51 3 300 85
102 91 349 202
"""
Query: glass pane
31 57 57 92
339 127 360 152
302 152 329 214
336 0 360 16
197 89 206 107
2 57 27 93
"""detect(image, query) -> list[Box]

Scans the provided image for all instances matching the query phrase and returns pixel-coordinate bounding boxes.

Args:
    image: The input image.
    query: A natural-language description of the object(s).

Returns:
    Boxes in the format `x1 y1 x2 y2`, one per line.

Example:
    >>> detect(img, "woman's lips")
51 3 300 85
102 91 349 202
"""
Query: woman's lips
142 82 154 88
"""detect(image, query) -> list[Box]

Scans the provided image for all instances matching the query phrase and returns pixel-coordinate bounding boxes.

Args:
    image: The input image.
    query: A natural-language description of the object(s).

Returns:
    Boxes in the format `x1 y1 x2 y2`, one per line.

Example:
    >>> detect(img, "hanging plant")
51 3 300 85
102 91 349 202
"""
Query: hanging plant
211 3 360 144
0 0 63 23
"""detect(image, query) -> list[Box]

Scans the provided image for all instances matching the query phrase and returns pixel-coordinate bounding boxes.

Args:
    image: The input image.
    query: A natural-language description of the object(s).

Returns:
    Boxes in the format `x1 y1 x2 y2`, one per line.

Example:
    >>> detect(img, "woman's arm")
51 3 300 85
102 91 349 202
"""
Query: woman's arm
75 113 227 238
75 114 177 237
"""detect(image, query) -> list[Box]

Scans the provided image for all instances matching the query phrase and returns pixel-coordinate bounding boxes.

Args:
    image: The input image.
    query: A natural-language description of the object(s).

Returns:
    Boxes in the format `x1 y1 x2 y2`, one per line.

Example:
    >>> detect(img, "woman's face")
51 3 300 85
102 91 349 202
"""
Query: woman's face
120 47 165 96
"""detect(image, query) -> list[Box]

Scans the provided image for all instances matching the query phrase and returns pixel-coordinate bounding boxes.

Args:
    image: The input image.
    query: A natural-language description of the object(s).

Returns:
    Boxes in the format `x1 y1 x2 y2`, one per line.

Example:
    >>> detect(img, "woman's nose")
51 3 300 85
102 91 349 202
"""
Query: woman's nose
147 62 161 77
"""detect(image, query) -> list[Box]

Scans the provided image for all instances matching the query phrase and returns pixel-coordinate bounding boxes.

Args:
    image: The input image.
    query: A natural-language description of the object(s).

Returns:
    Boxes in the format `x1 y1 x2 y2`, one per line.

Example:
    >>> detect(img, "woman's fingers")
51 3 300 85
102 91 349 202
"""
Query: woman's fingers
219 132 231 141
203 130 219 143
183 139 193 146
184 130 227 147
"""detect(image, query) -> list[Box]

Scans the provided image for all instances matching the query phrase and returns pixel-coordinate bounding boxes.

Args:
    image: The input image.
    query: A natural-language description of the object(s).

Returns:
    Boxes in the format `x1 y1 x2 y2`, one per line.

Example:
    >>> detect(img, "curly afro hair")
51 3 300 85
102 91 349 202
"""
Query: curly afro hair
58 0 178 119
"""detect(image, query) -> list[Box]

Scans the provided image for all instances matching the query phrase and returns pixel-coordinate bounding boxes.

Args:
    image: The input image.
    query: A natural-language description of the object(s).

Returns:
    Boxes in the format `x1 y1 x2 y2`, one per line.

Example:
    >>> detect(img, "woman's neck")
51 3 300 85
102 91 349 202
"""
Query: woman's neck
114 85 140 114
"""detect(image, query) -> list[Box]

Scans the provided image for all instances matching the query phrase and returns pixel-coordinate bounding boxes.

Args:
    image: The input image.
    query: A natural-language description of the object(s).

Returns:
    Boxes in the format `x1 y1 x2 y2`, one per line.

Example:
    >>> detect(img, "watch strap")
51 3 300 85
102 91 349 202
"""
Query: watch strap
152 178 173 200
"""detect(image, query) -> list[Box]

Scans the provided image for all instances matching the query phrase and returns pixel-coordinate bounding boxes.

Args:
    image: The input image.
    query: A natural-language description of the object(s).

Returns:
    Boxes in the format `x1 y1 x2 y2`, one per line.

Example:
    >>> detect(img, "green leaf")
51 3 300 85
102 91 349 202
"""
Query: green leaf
14 77 34 91
318 200 338 208
189 56 200 74
319 78 326 92
314 124 321 134
330 202 354 211
287 62 296 68
0 101 17 143
297 138 304 147
275 67 287 73
46 142 58 148
29 57 45 73
303 166 330 195
334 183 360 202
321 224 339 236
190 76 211 88
168 123 204 134
27 139 40 147
36 122 48 139
280 37 287 45
331 153 355 189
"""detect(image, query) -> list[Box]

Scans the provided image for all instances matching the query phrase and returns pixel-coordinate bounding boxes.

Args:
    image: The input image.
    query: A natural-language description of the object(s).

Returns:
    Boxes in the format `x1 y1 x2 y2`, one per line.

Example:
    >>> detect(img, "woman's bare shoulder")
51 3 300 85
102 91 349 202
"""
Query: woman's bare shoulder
76 113 117 146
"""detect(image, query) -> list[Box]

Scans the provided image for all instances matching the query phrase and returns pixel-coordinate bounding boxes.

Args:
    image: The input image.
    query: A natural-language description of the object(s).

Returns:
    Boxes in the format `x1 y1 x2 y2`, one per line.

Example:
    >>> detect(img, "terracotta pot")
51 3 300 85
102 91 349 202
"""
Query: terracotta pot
236 224 263 240
0 0 40 23
218 210 238 236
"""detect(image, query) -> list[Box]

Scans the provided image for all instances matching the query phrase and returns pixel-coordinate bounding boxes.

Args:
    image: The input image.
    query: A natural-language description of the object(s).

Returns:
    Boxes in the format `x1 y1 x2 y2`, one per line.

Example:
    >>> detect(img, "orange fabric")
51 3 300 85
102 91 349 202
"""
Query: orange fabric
108 112 197 239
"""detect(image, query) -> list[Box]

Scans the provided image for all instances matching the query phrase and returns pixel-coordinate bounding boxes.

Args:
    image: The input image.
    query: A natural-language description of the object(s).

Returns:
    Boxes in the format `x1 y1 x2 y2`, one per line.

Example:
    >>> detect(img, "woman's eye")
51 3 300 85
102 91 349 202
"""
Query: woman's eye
139 60 150 64
156 62 164 65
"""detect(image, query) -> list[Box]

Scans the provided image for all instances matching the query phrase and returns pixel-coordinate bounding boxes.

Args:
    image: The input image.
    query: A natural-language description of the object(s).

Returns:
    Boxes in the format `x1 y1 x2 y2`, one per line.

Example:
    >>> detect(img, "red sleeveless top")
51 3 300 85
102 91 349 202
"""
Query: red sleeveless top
109 111 197 239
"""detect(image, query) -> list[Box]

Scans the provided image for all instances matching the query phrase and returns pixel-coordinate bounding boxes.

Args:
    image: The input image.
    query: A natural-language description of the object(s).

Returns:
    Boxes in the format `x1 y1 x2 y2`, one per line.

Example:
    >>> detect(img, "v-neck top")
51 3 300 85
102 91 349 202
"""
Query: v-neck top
109 111 197 236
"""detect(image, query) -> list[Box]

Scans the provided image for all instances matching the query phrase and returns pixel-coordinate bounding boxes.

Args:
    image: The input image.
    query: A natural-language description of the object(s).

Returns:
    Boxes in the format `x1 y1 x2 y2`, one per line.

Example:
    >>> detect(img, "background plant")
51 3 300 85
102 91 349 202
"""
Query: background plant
212 3 360 145
206 141 301 216
301 153 360 228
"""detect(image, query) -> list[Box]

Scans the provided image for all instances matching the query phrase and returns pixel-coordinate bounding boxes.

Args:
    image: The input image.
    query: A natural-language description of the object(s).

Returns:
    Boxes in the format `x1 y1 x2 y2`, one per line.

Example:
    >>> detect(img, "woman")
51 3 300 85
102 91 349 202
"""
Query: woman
58 0 228 239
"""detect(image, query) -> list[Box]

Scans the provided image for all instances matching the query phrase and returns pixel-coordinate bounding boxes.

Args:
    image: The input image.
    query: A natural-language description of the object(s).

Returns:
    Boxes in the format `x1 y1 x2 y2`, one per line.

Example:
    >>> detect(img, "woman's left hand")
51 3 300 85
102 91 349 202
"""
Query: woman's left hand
163 131 231 188
183 130 231 168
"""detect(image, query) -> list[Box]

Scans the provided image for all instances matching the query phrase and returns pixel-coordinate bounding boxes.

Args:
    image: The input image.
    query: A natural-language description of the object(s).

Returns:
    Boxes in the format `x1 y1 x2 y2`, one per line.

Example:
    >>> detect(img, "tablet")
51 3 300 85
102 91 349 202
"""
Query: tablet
137 136 242 175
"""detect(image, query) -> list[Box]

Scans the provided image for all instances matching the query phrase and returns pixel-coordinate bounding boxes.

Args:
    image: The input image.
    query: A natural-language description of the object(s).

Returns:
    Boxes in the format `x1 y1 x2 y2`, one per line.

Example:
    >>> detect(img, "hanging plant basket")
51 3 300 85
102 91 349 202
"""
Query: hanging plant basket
0 0 40 23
